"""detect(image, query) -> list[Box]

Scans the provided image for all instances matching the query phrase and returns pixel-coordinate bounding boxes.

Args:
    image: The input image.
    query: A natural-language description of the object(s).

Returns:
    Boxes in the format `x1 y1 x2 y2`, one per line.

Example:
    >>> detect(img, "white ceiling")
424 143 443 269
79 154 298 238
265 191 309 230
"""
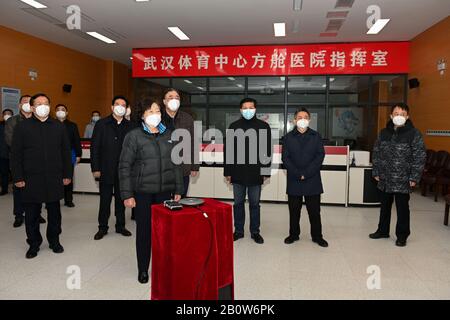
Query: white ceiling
1 0 449 66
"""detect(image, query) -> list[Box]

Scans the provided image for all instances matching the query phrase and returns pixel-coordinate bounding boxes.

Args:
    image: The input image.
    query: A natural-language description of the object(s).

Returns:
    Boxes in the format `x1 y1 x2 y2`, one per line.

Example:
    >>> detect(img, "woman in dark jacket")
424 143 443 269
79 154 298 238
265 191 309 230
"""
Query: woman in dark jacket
119 98 184 284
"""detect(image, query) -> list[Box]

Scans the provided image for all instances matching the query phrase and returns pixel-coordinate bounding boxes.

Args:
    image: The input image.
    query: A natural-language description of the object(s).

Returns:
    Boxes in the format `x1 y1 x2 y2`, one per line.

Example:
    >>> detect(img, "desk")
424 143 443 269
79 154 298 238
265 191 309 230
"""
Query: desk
151 198 234 300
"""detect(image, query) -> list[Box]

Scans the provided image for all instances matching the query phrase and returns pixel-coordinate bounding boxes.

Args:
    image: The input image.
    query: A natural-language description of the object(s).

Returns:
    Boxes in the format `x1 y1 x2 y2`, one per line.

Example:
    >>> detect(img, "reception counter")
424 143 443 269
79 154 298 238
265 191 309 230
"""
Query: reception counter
74 141 379 207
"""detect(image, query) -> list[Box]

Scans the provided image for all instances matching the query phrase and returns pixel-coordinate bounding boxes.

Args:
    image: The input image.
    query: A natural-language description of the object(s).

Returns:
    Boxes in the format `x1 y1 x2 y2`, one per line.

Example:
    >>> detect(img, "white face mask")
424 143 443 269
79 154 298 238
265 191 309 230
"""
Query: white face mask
392 115 407 126
144 114 161 128
3 115 12 122
167 99 180 112
297 119 310 130
21 103 31 113
56 111 66 120
113 105 126 117
35 105 50 118
92 116 100 122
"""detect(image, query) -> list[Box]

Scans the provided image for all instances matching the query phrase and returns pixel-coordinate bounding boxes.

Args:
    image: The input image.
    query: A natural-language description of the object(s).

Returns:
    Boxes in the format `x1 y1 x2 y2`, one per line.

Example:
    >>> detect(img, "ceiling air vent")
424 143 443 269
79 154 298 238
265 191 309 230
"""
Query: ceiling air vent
21 8 64 24
326 11 349 18
335 0 355 9
326 19 344 32
54 23 93 40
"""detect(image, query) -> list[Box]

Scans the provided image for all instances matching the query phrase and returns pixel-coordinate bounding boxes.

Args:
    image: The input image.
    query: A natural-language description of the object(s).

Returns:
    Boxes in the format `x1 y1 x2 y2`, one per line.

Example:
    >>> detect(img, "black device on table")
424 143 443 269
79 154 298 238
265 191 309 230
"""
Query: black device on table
163 200 183 211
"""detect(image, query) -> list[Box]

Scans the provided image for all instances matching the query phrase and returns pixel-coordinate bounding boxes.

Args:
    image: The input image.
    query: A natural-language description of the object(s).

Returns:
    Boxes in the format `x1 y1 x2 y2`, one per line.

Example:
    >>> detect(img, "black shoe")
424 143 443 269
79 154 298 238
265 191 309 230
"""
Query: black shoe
369 231 390 239
251 233 264 244
26 247 39 259
233 232 244 241
313 238 329 247
94 230 107 240
49 242 64 253
116 228 132 237
65 202 75 208
395 239 407 247
138 271 149 284
13 217 24 228
284 235 300 244
39 216 46 224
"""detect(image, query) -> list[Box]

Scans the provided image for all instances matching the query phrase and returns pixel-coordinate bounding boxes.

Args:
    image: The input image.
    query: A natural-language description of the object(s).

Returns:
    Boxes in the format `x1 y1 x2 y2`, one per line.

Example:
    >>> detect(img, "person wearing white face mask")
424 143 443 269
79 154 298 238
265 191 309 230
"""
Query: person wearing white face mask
55 104 82 208
0 109 14 195
4 95 46 227
281 108 328 248
224 98 272 245
91 96 133 241
84 110 101 139
162 88 200 197
370 104 426 247
10 93 73 259
118 98 183 284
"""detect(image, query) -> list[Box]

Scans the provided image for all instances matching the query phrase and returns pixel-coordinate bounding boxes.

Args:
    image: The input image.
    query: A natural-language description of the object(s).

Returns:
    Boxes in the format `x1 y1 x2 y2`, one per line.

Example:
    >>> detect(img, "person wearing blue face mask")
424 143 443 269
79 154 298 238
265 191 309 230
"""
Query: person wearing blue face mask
224 98 272 244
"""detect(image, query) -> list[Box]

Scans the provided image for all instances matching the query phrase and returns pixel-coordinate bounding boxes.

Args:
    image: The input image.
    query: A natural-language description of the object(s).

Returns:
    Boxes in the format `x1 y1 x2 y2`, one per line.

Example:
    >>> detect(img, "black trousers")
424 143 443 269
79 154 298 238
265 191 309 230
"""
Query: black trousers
98 177 125 232
287 194 323 241
24 202 61 248
0 158 9 193
377 191 411 240
134 192 170 273
13 186 24 218
64 166 75 204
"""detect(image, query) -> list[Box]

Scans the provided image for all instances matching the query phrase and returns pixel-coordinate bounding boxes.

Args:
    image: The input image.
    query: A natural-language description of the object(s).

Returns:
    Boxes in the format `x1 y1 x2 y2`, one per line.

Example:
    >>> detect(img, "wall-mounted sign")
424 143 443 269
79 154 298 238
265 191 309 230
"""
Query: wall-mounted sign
133 42 409 78
1 87 21 115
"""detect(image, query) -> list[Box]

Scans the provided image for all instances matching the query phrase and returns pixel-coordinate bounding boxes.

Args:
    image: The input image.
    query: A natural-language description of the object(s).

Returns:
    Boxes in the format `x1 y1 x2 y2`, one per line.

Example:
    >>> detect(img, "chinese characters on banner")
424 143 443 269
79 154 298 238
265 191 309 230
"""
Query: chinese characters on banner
132 42 409 77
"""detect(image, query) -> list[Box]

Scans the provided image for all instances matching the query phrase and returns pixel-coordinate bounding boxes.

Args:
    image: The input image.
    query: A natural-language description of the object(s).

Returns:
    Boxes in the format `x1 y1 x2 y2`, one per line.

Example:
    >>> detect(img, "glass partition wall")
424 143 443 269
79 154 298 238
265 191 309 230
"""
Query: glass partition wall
133 74 407 151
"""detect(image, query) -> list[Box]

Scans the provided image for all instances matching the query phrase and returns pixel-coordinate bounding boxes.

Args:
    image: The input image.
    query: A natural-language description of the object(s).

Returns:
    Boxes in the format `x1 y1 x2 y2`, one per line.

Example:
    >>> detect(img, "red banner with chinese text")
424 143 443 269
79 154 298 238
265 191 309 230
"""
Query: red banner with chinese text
132 42 409 78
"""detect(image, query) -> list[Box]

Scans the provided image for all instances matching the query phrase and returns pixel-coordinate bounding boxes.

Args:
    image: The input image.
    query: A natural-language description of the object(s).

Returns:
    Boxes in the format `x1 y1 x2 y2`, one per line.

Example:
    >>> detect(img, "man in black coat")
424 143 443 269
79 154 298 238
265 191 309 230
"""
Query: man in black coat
5 95 45 228
11 93 73 259
281 108 328 248
90 96 133 240
55 104 82 208
224 98 272 244
0 109 14 195
370 104 426 247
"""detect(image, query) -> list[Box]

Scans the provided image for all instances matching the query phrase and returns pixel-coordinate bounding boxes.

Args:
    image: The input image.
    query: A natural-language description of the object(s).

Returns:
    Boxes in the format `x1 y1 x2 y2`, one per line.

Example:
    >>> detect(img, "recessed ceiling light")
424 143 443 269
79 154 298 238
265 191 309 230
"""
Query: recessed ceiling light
367 19 390 34
322 84 327 88
19 0 47 9
135 0 150 2
236 84 244 88
184 79 192 84
273 23 286 37
228 77 236 81
293 0 303 11
86 32 116 44
330 77 335 82
197 86 204 90
168 27 190 40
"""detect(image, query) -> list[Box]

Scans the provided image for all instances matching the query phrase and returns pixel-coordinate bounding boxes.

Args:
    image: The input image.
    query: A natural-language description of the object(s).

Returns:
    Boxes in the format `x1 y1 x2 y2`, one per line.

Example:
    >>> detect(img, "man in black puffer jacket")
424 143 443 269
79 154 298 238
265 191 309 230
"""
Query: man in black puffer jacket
370 103 426 247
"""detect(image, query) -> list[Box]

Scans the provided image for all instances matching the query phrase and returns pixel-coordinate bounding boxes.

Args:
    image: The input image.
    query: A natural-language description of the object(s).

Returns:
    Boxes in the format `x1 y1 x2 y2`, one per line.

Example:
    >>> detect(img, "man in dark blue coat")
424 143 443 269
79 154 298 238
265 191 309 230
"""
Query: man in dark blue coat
281 108 328 247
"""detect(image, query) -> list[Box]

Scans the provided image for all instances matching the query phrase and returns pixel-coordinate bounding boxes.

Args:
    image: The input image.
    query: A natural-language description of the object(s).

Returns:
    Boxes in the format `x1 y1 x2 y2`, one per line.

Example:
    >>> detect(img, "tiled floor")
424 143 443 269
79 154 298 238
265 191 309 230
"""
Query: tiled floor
0 191 449 300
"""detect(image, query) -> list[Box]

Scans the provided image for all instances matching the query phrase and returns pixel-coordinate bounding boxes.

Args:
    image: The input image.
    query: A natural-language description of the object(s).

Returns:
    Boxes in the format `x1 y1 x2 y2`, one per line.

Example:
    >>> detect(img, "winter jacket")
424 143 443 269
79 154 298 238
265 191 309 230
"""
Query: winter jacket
118 124 184 200
372 119 426 194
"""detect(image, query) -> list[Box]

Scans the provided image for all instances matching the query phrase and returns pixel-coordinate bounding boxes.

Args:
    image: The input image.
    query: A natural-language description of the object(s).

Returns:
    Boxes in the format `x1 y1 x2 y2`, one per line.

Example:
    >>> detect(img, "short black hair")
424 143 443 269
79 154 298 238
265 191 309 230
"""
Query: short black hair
55 104 67 111
92 110 100 116
294 107 311 118
391 103 409 114
163 88 181 100
112 95 128 106
2 108 13 115
240 97 257 108
19 95 31 102
135 98 162 122
30 93 50 106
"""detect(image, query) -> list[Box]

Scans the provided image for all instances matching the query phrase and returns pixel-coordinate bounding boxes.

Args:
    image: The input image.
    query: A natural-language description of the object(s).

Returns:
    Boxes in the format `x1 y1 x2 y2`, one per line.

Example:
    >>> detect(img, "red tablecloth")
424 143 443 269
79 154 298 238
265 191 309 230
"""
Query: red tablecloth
151 198 234 300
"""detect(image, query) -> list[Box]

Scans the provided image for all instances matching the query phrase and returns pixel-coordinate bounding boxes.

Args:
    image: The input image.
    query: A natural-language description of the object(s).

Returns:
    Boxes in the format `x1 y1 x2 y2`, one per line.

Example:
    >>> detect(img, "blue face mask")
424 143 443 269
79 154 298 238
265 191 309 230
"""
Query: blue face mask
241 108 256 120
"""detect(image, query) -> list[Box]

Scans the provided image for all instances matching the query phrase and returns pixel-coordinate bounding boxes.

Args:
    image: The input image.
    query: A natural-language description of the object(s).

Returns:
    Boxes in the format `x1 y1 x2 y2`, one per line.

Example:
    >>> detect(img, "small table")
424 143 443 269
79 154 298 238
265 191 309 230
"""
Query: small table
151 198 234 300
